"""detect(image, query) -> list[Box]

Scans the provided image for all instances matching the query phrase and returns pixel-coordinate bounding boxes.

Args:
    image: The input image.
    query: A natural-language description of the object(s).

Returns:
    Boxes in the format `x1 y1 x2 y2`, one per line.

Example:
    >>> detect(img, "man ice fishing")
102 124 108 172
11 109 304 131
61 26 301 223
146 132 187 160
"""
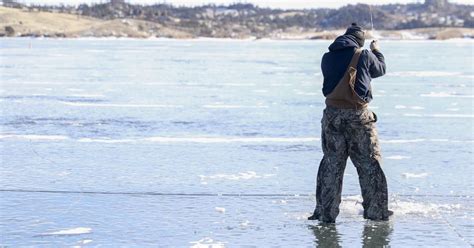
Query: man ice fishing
308 23 393 223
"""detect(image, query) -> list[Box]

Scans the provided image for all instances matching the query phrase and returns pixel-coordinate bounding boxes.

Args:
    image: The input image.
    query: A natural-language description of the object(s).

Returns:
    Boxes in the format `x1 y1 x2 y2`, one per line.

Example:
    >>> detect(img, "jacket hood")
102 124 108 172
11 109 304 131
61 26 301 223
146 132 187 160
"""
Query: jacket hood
328 35 361 51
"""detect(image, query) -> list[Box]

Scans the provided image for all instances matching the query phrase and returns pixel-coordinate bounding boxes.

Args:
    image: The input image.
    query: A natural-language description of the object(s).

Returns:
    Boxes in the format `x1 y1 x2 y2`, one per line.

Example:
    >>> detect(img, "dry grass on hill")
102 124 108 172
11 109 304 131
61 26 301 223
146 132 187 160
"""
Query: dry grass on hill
0 6 472 40
0 7 193 38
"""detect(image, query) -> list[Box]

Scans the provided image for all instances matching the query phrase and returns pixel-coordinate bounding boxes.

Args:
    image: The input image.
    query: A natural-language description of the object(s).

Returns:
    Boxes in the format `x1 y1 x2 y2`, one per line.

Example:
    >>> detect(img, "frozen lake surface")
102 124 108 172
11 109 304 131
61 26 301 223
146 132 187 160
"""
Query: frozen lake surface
0 38 473 246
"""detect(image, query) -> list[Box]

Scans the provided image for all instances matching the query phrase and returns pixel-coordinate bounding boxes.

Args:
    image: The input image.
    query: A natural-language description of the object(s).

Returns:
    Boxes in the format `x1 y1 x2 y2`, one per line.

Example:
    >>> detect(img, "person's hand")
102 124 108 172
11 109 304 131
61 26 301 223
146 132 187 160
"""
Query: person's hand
370 40 380 51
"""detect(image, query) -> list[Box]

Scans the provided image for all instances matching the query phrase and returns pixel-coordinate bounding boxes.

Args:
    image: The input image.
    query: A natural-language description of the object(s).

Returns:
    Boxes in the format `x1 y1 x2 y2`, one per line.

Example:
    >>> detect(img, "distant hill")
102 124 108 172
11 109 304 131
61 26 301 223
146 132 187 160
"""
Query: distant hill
1 0 473 39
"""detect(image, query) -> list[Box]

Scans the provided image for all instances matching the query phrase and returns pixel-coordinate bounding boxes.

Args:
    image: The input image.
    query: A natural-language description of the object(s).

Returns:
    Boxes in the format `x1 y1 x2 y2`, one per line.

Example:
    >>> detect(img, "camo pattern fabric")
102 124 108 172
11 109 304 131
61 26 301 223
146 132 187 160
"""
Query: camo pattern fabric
313 106 389 222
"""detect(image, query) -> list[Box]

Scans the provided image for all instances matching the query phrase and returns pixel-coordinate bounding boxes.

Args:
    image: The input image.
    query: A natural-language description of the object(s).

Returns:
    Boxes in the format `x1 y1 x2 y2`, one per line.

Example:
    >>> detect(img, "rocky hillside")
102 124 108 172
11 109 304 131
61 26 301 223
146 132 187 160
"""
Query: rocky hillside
1 0 473 39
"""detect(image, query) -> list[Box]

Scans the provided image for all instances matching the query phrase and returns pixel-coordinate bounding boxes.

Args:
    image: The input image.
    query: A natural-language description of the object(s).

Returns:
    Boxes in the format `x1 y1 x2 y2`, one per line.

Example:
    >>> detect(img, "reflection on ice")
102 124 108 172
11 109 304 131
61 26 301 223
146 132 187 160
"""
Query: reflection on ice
361 222 393 248
310 224 342 248
309 222 393 248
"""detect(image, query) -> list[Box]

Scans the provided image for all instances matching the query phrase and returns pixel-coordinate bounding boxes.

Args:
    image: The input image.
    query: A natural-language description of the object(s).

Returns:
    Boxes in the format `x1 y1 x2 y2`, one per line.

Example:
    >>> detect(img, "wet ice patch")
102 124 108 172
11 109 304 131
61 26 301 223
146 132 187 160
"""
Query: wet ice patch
42 227 92 236
402 172 429 178
199 171 275 181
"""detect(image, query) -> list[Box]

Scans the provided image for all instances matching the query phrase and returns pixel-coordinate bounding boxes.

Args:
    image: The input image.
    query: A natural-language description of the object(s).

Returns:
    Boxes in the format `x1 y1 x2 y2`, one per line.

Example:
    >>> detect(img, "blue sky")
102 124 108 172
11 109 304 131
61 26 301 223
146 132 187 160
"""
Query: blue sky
15 0 474 9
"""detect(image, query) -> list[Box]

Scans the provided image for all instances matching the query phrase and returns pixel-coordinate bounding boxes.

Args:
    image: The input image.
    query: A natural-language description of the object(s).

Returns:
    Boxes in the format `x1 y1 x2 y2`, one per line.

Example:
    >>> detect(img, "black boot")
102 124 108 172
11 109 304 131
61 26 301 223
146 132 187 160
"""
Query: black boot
364 210 393 221
308 209 321 220
381 210 394 221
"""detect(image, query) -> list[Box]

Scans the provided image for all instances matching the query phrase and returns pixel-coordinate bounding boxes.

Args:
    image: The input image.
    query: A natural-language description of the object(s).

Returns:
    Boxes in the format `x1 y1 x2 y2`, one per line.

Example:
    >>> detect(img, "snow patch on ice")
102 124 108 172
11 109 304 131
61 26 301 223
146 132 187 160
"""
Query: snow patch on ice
67 88 85 92
1 135 320 144
404 113 474 118
69 94 105 98
200 171 275 181
446 108 459 111
294 90 318 96
202 104 269 109
420 92 474 98
381 139 425 144
388 71 462 77
78 138 136 143
77 239 93 245
62 102 183 108
402 172 429 178
144 136 319 143
386 155 411 160
395 105 424 110
215 207 226 213
190 237 226 248
390 201 461 216
240 220 250 227
43 227 92 236
0 134 69 141
337 195 462 217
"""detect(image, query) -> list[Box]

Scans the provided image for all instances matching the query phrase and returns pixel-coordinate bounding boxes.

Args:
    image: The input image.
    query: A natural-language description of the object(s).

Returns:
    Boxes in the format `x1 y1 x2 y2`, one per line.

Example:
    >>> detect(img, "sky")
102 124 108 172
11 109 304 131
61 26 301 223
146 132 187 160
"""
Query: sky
14 0 474 9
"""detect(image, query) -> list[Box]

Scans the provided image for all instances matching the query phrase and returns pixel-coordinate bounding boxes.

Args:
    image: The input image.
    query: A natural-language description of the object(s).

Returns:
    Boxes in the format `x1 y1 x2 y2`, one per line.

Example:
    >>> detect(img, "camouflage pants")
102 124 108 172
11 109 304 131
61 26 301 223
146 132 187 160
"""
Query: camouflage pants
313 106 388 222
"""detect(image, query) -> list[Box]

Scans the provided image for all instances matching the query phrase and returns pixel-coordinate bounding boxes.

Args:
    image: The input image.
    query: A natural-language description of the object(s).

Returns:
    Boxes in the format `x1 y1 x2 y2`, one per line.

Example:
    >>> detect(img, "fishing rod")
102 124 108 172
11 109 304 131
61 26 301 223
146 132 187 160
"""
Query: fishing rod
368 4 378 51
369 5 374 32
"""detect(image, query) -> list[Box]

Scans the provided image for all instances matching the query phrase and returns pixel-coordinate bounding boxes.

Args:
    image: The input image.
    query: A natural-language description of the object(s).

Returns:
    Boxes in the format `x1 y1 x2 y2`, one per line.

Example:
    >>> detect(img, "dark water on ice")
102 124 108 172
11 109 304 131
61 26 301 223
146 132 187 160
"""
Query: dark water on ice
0 38 473 246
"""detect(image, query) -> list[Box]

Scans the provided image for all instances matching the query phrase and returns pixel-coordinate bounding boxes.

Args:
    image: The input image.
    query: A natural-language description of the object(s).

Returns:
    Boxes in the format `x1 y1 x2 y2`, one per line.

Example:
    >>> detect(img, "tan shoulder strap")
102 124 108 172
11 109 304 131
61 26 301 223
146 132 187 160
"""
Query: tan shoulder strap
348 48 362 69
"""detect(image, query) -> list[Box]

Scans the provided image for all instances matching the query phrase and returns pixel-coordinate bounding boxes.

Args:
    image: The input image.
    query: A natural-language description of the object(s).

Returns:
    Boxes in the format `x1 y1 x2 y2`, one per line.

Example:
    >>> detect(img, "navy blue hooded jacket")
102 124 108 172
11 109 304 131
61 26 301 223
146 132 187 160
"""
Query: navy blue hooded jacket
321 35 386 103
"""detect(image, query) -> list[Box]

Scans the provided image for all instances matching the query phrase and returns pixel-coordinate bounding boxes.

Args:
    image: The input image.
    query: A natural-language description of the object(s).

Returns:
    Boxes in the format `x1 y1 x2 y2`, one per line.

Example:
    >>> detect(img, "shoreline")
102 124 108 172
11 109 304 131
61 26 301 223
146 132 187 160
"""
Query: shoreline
2 7 473 41
2 36 473 42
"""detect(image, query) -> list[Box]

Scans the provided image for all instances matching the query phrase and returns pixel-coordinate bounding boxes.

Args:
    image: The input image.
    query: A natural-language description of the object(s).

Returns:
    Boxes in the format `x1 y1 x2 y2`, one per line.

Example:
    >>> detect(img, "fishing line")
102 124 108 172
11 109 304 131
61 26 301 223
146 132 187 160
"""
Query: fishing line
369 5 374 32
0 189 472 199
437 208 473 247
27 139 85 214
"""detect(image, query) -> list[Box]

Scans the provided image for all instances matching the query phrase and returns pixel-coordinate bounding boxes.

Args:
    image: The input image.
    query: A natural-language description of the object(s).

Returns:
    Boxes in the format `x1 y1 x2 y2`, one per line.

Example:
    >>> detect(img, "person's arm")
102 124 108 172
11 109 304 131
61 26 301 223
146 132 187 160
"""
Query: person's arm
369 40 386 78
